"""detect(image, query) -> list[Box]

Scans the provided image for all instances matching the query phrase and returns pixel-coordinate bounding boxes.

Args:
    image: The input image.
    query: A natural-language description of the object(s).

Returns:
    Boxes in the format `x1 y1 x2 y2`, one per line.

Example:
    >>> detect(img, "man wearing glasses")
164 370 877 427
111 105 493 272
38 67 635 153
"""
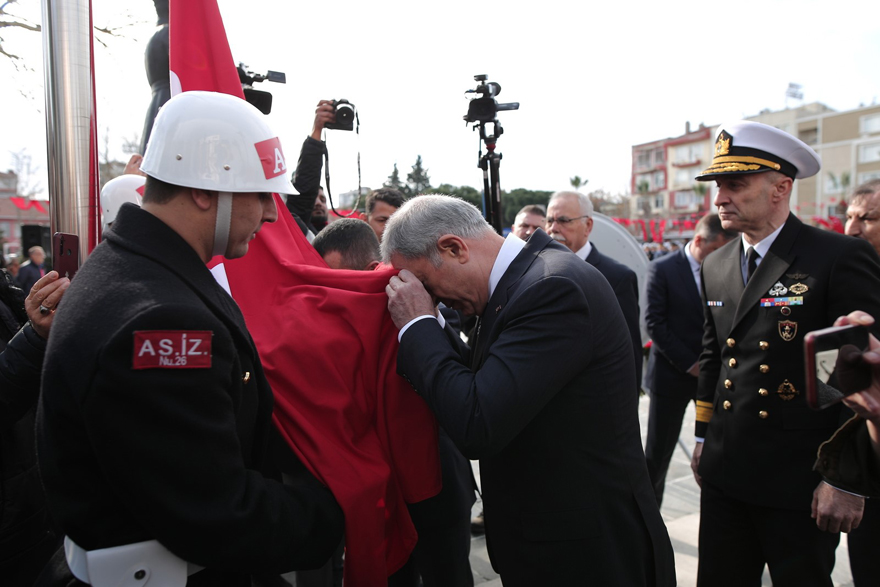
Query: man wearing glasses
546 191 642 390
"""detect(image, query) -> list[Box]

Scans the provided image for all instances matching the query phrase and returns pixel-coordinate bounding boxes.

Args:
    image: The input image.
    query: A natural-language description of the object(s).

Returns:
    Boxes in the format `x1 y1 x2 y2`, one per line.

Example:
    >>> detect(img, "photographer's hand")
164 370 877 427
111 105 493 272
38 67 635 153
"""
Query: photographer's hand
311 100 337 140
123 154 146 177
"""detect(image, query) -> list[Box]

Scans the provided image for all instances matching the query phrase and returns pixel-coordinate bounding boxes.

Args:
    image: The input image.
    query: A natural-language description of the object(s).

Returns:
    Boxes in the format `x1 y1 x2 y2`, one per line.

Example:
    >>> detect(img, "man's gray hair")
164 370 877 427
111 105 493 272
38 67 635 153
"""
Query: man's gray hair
549 191 593 217
381 194 494 266
851 179 880 202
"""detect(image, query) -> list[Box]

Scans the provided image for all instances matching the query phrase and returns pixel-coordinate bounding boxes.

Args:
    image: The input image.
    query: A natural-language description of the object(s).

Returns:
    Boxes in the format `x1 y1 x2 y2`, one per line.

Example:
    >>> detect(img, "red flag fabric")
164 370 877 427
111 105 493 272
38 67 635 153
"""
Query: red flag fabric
169 0 244 98
170 2 441 584
222 200 441 583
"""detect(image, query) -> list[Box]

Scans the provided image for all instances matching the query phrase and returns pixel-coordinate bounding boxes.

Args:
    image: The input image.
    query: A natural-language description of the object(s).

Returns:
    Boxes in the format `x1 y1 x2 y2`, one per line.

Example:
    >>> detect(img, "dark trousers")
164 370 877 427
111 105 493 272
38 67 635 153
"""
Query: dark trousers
697 480 839 587
848 497 880 587
387 512 473 587
294 539 344 587
644 384 696 506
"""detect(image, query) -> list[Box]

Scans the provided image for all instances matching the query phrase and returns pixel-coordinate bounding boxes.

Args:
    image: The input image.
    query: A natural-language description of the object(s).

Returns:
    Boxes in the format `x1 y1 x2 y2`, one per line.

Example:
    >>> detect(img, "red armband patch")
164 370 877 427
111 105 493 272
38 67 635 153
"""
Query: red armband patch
132 331 213 369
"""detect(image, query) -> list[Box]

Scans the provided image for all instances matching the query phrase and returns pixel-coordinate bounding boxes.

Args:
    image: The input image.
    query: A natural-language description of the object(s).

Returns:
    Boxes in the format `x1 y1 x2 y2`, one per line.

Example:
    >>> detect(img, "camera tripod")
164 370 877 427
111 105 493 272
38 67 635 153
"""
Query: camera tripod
464 75 517 235
476 120 505 234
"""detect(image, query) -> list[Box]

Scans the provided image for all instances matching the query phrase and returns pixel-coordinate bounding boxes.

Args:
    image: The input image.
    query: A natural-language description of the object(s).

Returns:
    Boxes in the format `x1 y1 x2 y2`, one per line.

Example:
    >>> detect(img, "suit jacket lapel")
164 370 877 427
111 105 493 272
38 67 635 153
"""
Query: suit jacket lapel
586 245 602 269
674 249 702 304
713 241 745 315
470 232 549 369
731 214 801 332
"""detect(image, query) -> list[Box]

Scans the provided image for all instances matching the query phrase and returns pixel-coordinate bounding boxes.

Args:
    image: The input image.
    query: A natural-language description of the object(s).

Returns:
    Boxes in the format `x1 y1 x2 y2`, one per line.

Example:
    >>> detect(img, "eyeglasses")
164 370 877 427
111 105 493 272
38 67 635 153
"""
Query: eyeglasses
546 215 589 225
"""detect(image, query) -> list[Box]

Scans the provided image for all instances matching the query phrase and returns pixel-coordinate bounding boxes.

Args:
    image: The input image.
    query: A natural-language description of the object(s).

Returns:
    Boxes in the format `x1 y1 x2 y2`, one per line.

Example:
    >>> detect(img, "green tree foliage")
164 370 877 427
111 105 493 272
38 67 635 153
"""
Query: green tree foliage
501 188 553 227
404 155 431 196
383 163 403 190
570 175 588 190
427 184 482 208
382 154 555 230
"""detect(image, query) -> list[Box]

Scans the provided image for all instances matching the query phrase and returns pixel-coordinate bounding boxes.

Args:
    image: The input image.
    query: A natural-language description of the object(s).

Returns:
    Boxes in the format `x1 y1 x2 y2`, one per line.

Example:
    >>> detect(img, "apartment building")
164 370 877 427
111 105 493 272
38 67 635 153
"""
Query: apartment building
630 101 880 236
0 170 51 256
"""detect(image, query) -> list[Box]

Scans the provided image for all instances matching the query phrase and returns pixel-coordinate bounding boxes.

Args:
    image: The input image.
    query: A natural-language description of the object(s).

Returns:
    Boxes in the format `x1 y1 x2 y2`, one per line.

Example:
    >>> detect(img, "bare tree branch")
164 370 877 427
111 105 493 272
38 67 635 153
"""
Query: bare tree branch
1 3 150 64
0 20 43 33
0 20 40 32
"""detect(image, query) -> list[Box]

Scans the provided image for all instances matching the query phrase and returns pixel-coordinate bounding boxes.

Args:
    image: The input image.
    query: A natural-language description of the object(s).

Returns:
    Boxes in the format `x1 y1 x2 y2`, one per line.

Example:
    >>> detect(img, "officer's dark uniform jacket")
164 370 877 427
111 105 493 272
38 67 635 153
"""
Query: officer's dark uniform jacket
696 213 880 509
36 204 343 585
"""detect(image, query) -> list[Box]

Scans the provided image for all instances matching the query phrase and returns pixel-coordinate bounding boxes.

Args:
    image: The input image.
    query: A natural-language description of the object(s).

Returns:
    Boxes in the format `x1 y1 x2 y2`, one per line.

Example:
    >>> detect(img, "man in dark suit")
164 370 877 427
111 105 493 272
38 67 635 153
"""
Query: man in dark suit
690 120 880 586
645 213 736 506
16 246 46 293
546 190 643 389
382 195 675 586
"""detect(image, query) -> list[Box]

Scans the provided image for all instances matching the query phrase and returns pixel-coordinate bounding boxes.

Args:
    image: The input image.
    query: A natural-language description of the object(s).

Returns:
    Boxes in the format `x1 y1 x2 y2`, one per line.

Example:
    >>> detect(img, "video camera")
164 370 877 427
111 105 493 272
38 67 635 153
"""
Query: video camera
325 99 356 131
464 75 519 123
237 63 286 115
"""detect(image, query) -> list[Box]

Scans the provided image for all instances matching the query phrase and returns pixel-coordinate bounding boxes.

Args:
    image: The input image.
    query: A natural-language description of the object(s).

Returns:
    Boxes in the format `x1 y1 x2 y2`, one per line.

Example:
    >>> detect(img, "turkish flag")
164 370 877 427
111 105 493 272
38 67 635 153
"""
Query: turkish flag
169 2 441 584
169 0 243 98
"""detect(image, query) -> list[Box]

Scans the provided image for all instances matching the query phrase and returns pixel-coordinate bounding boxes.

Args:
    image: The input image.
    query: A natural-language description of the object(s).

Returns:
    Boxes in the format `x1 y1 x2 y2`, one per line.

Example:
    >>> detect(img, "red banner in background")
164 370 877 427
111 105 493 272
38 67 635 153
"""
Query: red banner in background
170 1 440 583
828 216 845 234
637 219 648 241
10 197 48 213
812 216 845 234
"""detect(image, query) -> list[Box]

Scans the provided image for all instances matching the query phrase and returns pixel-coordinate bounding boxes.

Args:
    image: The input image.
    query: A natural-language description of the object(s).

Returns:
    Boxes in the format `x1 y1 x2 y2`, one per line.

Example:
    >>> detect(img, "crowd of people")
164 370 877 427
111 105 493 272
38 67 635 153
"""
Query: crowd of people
1 92 879 587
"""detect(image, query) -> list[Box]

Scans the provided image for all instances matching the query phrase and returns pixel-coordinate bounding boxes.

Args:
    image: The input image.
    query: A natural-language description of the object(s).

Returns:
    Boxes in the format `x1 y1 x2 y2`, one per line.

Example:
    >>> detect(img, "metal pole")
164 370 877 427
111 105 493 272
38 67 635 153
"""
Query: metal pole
41 0 99 262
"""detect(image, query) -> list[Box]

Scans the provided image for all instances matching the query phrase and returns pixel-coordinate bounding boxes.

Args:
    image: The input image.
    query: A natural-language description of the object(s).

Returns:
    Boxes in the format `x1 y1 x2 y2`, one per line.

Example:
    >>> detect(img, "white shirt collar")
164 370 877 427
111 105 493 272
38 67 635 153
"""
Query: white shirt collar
574 240 593 262
488 234 527 300
684 240 699 271
742 222 785 259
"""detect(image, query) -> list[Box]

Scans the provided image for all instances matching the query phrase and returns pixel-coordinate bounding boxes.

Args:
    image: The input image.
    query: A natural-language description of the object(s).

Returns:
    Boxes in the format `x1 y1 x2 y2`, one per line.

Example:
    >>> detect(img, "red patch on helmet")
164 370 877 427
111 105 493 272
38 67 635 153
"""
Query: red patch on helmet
254 137 287 179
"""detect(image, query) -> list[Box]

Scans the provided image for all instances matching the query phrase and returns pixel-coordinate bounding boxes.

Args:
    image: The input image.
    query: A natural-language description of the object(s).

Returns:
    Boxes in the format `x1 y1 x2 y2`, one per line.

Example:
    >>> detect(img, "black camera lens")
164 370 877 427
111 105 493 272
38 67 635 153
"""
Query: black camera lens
336 104 354 123
326 99 355 131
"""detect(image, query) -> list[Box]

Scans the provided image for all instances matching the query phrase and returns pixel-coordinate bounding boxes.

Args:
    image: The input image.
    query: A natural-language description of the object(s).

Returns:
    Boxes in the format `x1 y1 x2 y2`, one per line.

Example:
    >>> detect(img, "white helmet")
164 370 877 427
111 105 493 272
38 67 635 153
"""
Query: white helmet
100 174 145 233
141 91 295 195
141 91 294 257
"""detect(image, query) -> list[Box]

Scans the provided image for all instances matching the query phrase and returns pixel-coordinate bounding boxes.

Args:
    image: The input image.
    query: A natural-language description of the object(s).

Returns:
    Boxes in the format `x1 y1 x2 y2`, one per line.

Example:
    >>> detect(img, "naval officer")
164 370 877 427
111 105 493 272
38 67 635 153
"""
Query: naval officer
689 120 880 587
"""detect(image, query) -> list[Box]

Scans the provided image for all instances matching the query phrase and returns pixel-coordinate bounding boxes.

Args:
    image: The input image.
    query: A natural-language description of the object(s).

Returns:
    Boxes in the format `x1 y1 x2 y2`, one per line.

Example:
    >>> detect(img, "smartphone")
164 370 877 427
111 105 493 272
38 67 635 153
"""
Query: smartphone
804 324 871 410
53 232 80 281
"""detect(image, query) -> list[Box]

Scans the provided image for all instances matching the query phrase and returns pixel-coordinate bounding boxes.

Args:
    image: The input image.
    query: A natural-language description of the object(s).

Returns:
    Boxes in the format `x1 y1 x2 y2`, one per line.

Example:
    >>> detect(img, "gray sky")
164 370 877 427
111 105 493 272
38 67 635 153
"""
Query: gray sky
2 0 879 200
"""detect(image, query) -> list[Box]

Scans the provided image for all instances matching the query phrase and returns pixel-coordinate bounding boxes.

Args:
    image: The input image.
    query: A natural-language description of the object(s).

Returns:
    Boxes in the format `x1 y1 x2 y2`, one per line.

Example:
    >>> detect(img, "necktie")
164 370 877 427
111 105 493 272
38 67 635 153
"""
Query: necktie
746 247 760 282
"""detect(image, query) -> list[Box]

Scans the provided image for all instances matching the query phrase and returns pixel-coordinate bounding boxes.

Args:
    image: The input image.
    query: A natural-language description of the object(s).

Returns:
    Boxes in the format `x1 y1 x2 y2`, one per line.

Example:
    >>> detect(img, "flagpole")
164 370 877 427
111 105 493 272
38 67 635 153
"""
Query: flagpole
41 0 100 261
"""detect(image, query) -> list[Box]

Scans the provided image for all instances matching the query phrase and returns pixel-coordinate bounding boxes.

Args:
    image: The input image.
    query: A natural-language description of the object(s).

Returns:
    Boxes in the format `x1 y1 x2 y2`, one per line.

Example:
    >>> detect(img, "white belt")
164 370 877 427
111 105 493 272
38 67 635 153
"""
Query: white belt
65 536 204 586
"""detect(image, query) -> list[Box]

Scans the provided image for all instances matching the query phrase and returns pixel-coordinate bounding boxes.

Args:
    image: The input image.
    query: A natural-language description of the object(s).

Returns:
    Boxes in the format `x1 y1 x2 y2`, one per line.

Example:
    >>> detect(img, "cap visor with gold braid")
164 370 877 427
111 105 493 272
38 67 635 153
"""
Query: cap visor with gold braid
695 120 821 182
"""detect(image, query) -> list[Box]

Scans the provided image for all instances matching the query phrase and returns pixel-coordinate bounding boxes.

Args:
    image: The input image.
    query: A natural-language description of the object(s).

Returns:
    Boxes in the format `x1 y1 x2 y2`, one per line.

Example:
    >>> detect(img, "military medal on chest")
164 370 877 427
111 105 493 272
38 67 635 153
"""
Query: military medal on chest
778 320 797 341
768 282 788 296
777 379 798 400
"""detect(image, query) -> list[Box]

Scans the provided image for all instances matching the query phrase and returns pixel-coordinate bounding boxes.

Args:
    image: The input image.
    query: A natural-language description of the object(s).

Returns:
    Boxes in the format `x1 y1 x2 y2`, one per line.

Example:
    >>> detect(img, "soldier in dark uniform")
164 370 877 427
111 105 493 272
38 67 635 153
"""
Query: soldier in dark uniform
36 91 343 586
689 120 880 587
